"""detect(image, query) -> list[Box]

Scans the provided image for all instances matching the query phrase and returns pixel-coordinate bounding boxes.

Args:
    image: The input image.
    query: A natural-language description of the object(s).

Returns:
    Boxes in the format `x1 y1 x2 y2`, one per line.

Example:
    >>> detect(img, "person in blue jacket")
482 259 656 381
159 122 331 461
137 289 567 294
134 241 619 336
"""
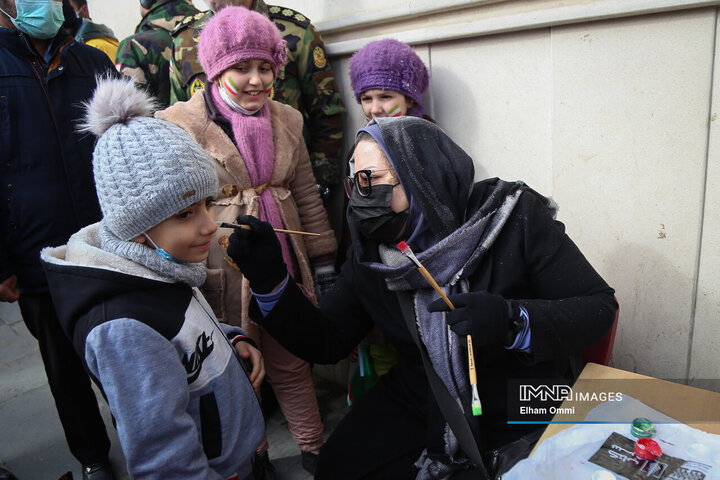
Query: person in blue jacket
0 1 117 478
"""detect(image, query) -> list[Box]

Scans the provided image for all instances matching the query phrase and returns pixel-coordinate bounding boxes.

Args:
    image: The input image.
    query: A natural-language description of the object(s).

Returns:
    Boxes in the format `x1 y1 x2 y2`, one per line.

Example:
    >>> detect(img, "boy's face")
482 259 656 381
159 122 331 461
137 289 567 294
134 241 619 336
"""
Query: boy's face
139 198 218 263
218 59 274 112
360 89 414 121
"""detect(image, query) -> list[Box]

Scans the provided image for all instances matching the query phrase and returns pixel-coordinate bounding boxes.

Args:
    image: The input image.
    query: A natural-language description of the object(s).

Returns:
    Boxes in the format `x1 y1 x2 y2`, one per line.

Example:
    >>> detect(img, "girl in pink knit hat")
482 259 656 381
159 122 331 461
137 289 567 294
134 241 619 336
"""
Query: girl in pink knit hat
156 6 337 476
349 38 431 121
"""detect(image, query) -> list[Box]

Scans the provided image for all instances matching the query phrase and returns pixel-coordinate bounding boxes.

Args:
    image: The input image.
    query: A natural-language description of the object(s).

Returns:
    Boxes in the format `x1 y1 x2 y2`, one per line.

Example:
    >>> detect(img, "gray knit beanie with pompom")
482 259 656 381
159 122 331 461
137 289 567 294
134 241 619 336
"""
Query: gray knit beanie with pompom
79 75 218 242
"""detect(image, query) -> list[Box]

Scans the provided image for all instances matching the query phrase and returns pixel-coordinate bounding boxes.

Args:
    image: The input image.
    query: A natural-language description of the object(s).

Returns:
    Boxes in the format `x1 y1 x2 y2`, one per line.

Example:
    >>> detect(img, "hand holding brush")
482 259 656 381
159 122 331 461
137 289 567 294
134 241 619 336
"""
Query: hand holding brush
226 215 288 294
427 291 517 348
397 241 485 416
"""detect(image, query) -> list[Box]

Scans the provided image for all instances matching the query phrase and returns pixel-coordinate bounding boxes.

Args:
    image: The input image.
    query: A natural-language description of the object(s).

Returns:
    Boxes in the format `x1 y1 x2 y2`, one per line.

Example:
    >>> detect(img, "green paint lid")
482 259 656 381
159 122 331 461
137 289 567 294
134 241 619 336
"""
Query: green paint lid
631 417 657 438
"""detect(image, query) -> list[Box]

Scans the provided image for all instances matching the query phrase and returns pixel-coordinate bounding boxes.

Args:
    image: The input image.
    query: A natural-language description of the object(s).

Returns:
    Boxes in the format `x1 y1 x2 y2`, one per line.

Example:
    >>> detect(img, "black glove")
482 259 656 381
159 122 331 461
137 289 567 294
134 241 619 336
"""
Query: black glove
427 291 517 347
314 271 338 298
226 215 287 294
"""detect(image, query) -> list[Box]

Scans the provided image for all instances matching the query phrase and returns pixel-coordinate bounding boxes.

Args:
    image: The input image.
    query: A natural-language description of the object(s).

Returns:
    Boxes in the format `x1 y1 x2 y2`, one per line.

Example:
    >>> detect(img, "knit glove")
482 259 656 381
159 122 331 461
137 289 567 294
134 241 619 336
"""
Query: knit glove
310 254 337 298
227 215 287 294
427 291 516 347
314 269 338 298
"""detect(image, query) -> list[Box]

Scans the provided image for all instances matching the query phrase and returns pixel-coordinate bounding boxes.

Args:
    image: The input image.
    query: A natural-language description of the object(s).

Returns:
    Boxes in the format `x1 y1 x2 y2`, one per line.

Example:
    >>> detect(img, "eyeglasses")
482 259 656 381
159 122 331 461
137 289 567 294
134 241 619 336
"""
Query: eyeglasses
344 168 396 198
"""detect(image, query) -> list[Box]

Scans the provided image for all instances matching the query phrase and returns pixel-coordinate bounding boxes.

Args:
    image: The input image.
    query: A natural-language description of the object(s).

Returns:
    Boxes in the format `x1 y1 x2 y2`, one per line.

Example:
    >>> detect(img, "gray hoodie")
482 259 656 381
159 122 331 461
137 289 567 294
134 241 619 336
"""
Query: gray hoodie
41 223 263 480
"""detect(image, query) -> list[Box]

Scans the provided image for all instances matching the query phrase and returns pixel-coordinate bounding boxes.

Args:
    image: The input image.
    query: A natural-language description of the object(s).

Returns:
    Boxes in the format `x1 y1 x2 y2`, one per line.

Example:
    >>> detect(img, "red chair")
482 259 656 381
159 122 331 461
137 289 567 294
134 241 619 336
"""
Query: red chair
582 302 619 366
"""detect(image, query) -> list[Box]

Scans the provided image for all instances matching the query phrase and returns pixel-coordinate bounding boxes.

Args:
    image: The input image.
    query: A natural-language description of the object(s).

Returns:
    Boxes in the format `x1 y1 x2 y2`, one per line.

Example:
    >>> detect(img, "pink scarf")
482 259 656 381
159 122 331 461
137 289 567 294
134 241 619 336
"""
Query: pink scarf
210 83 299 279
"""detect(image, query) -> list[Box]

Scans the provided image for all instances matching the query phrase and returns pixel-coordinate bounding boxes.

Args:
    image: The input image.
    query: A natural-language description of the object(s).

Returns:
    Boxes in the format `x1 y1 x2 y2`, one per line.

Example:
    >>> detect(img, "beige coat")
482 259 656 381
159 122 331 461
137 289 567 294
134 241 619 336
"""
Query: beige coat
157 92 336 339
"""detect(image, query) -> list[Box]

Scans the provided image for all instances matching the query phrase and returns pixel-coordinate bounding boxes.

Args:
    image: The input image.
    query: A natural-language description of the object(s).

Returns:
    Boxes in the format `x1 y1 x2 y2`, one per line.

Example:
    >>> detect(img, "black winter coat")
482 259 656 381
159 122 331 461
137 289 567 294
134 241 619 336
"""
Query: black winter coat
0 27 115 292
252 178 617 461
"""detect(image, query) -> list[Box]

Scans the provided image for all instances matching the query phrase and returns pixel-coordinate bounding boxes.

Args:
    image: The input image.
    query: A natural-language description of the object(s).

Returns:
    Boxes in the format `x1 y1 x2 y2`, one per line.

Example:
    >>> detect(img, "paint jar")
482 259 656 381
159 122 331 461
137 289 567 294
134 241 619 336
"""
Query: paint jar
630 417 656 438
634 437 663 476
591 470 617 480
634 437 662 461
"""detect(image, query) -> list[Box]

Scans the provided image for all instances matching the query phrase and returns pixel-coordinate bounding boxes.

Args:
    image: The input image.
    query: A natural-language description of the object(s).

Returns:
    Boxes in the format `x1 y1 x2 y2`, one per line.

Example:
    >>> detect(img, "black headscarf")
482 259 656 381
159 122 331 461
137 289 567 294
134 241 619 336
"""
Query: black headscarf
352 117 475 254
352 117 531 476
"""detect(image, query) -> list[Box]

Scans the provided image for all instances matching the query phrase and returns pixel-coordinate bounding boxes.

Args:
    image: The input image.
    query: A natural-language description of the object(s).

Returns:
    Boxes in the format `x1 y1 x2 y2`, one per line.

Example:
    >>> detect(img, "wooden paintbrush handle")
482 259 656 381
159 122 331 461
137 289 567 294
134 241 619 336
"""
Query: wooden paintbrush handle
467 335 477 385
217 222 320 237
418 266 455 310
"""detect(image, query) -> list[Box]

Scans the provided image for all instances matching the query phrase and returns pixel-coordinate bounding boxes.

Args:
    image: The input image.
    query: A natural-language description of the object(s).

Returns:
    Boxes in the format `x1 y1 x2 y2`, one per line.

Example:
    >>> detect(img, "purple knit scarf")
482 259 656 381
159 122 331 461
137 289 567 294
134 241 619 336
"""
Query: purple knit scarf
210 83 299 279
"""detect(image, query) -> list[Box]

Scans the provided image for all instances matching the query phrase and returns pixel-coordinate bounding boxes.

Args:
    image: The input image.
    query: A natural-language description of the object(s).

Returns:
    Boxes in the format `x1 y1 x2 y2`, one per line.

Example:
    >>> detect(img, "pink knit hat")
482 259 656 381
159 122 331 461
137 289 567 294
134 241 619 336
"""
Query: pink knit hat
198 7 287 81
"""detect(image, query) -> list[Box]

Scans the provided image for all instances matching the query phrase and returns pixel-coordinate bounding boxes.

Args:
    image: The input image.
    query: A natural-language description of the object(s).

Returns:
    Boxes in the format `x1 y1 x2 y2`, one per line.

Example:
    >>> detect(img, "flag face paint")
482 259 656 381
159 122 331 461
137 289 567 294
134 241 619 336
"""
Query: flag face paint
388 104 403 117
263 80 273 95
224 76 240 96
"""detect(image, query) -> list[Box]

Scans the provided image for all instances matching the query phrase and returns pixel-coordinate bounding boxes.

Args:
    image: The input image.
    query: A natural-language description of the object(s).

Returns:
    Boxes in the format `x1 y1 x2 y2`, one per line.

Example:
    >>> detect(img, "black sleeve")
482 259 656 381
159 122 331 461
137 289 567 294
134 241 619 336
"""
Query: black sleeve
511 191 618 363
0 236 15 284
249 262 374 364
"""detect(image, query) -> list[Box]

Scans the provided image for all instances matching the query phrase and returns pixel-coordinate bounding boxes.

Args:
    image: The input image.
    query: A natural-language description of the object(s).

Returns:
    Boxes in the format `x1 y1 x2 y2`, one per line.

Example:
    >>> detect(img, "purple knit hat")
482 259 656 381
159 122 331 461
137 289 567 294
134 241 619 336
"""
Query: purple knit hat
349 39 430 117
198 7 287 81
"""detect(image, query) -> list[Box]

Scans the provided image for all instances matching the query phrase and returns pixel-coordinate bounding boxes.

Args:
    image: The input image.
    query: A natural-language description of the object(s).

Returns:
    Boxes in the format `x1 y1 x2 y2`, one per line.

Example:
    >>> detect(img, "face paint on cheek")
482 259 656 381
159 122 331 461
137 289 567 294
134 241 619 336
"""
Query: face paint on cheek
387 104 403 117
223 76 240 96
263 79 273 95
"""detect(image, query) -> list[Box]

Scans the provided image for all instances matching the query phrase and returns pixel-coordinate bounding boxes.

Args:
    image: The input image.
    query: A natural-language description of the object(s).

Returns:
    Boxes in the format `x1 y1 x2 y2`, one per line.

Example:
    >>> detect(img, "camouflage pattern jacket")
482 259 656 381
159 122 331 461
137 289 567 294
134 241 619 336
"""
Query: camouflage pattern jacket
116 0 199 107
169 0 345 190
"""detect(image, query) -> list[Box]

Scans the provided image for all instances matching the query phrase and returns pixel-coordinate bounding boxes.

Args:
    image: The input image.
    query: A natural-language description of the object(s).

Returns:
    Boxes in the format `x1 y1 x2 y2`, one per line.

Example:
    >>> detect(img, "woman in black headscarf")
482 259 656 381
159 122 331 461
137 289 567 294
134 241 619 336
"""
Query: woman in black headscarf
226 116 617 480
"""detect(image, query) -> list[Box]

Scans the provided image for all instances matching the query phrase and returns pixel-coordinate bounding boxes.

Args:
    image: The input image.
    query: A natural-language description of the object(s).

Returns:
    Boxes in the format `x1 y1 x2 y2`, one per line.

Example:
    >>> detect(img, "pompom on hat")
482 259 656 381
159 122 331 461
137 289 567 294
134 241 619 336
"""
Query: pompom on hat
79 76 218 242
198 6 288 81
349 39 430 118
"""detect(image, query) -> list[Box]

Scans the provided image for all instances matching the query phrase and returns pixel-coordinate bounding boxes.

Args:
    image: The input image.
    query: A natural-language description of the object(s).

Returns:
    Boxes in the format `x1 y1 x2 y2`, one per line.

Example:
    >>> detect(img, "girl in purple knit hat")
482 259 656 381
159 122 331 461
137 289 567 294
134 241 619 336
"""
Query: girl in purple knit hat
349 38 430 121
346 39 432 400
156 6 337 476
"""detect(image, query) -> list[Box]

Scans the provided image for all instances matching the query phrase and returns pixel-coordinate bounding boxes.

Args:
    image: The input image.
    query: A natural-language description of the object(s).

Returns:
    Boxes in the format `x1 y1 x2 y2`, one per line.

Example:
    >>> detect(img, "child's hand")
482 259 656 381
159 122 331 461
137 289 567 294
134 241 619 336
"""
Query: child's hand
0 275 20 303
234 341 265 393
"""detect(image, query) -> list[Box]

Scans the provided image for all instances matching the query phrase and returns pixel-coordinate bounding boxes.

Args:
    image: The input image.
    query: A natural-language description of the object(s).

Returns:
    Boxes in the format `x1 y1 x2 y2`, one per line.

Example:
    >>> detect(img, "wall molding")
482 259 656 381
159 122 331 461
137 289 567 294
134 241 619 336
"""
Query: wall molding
315 0 497 33
321 0 720 56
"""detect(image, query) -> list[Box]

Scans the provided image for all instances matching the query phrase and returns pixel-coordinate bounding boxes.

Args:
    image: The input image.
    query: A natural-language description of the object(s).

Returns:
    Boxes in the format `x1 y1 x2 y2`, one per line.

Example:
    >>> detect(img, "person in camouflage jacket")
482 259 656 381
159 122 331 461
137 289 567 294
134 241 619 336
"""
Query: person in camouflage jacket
115 0 199 107
169 0 345 195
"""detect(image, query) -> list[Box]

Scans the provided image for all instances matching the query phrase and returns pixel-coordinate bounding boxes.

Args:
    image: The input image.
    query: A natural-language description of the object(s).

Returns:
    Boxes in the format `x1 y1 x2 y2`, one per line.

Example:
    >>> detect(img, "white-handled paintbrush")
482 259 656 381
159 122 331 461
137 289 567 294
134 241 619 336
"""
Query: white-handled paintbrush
397 241 482 416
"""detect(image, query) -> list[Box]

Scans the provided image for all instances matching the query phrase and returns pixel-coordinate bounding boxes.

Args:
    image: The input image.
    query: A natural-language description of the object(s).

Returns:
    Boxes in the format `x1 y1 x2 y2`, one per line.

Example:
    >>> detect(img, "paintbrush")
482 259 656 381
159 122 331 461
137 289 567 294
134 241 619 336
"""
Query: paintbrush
397 241 482 416
216 221 321 237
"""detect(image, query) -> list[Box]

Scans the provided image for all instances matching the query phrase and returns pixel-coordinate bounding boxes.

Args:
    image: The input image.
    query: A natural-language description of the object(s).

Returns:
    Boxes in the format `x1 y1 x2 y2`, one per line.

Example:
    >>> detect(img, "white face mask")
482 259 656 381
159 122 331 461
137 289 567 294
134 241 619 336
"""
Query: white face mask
217 81 264 116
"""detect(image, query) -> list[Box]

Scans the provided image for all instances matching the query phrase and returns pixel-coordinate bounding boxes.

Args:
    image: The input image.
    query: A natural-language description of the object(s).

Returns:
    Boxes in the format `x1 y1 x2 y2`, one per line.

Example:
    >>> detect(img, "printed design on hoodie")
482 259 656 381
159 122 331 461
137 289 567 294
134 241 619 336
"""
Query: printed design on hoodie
182 330 215 383
175 297 233 391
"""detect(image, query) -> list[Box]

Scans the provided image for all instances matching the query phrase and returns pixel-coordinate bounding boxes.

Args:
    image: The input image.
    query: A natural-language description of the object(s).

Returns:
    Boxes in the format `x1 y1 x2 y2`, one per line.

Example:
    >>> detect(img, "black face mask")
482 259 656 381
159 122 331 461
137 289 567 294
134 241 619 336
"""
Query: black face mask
349 184 409 243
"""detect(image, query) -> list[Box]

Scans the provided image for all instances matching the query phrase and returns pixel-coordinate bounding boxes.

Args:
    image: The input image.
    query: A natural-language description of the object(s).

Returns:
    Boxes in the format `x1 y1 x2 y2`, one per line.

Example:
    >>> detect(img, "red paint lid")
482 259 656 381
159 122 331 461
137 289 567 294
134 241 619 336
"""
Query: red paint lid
634 437 662 460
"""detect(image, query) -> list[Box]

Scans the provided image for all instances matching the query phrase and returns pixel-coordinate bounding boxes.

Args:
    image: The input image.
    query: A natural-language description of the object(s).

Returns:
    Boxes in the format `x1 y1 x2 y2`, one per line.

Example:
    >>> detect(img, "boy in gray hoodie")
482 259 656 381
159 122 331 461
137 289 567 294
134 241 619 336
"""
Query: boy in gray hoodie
40 76 264 480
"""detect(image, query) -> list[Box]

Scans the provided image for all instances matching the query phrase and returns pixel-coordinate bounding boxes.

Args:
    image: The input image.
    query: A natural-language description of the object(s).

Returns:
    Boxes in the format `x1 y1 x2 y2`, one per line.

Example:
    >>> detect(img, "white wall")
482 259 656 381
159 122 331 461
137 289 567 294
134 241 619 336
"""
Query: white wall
90 0 720 387
551 11 713 381
692 11 720 392
318 0 720 388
